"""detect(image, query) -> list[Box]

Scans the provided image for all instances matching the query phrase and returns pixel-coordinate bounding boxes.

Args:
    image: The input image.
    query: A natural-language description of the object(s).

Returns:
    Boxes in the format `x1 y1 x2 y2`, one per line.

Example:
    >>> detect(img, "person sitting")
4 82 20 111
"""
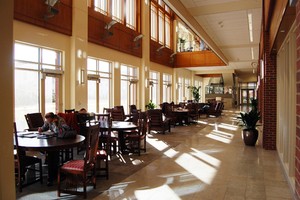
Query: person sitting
38 112 70 135
38 112 70 186
78 108 87 114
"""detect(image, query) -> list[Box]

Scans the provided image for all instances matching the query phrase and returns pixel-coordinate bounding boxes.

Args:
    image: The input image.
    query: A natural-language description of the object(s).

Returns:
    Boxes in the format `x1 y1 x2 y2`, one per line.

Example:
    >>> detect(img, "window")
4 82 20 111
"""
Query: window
14 43 63 130
112 0 123 22
163 73 172 102
184 78 190 100
121 65 138 114
151 4 158 40
126 0 136 29
92 0 138 30
158 10 164 44
94 0 108 15
177 77 183 103
149 71 160 105
87 57 112 113
150 0 173 48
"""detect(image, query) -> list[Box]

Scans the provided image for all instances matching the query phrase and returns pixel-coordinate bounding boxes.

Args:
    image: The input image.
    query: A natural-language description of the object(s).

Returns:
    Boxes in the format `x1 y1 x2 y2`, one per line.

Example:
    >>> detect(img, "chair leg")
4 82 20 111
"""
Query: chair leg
57 169 61 197
106 158 109 180
39 160 43 184
83 173 87 199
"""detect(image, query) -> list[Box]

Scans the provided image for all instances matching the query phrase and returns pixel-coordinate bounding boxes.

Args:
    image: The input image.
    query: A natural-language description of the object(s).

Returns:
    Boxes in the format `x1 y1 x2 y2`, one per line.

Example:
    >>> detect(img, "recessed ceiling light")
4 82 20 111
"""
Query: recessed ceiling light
247 13 253 42
280 30 285 33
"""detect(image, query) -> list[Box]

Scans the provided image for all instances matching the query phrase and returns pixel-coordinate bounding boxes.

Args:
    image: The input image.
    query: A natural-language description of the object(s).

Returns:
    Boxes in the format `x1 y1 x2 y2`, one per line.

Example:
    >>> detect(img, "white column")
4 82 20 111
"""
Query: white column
0 1 16 199
70 1 88 110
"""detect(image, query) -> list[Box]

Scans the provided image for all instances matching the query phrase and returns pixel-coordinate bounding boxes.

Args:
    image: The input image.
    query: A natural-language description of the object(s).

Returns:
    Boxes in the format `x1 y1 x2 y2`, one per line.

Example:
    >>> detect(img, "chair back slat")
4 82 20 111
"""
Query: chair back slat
84 124 100 168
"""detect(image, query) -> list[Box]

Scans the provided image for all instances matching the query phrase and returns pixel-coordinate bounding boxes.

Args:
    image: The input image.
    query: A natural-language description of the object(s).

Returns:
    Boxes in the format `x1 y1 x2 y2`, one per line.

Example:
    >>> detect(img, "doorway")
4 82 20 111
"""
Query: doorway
241 89 254 105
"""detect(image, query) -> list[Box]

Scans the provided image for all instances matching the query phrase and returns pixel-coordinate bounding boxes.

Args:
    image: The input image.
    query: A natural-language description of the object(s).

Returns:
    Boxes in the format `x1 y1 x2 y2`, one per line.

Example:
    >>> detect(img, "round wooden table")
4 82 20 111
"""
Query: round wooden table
17 133 85 152
16 132 85 183
99 121 137 153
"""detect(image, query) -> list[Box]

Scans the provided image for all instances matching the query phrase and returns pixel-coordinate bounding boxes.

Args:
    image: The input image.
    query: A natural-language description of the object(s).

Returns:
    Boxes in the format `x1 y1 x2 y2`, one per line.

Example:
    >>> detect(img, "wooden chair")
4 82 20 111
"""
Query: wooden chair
57 124 100 199
24 113 44 131
207 102 224 117
96 114 112 179
163 103 177 127
147 109 171 134
111 106 126 121
186 103 199 123
65 109 75 113
98 113 118 157
125 118 147 156
14 122 43 192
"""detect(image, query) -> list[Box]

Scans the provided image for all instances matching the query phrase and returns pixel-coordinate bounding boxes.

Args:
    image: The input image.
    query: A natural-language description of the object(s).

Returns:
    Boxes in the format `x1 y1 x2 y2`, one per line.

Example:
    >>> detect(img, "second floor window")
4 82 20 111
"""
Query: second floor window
93 0 138 31
94 0 108 15
112 0 123 22
151 0 172 48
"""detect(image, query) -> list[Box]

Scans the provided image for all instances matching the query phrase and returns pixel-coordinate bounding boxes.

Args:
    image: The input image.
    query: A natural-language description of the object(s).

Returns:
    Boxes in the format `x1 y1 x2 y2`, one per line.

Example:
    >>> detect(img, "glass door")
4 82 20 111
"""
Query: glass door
44 75 60 114
241 89 254 105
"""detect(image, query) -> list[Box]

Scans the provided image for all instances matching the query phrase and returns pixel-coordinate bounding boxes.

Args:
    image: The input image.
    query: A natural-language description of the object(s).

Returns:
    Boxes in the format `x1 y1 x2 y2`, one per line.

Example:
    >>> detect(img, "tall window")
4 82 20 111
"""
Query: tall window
94 0 108 15
87 57 112 113
93 0 137 30
150 4 158 40
150 0 172 48
112 0 123 22
126 0 136 29
177 77 183 103
14 43 63 130
184 78 191 100
149 71 160 105
163 73 172 102
121 65 138 114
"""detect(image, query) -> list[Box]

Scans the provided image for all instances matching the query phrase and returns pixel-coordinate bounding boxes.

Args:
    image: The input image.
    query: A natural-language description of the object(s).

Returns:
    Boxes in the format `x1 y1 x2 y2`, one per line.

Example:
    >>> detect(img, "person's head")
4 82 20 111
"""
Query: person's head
79 108 87 114
44 112 55 123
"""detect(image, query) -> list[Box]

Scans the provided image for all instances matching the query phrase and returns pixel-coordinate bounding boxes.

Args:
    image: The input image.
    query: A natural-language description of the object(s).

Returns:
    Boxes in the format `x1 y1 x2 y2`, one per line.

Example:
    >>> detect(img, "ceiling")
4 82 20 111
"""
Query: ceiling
177 0 262 76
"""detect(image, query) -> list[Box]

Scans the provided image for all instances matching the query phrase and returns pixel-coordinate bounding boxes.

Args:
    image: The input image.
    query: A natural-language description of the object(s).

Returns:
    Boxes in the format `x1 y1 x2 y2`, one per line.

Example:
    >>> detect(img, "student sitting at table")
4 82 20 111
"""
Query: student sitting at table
38 112 70 186
38 112 70 135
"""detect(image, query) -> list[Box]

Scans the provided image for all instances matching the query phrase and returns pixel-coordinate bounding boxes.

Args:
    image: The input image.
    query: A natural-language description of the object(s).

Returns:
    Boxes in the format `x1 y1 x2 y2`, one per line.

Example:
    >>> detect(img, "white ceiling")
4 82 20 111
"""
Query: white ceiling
178 0 262 75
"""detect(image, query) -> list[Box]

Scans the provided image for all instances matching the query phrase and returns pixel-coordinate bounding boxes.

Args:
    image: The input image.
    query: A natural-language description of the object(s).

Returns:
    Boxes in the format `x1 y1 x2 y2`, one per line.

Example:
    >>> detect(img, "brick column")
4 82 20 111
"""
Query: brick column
262 31 277 150
295 1 300 198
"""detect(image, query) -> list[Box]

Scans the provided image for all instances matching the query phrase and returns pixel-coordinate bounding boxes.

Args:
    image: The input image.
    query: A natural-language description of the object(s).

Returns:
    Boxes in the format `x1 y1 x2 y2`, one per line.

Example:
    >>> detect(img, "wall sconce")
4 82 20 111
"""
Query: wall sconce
133 34 143 42
169 52 176 63
44 0 59 19
80 69 85 84
166 83 172 88
175 83 180 90
105 20 118 30
156 45 165 52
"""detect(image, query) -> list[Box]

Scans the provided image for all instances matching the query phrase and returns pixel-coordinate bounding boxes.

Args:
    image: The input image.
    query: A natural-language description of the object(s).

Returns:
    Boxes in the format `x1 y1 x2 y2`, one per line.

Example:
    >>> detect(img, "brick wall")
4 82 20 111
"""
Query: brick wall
262 31 277 150
295 1 300 198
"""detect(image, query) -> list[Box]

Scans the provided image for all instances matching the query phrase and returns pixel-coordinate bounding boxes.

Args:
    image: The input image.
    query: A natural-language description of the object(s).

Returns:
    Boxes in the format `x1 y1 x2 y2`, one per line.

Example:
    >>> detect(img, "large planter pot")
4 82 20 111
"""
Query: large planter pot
242 128 258 146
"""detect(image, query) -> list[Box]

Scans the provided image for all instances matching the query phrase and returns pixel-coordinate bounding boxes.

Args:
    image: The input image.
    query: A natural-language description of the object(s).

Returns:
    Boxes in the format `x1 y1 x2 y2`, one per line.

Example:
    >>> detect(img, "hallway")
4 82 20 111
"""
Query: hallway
95 110 293 200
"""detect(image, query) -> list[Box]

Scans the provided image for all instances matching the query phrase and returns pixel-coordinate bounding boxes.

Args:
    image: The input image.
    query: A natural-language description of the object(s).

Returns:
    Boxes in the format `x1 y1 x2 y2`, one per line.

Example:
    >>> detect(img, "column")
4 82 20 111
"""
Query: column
0 1 16 199
262 30 277 150
141 0 151 110
70 1 88 110
295 0 300 198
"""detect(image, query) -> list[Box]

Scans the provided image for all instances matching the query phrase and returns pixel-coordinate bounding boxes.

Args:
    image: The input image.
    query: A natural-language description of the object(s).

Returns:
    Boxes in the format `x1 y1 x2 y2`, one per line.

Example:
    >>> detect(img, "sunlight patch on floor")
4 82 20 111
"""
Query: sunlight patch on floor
175 153 217 185
146 137 170 151
164 148 179 158
190 148 221 168
134 185 181 200
205 130 233 144
217 123 238 131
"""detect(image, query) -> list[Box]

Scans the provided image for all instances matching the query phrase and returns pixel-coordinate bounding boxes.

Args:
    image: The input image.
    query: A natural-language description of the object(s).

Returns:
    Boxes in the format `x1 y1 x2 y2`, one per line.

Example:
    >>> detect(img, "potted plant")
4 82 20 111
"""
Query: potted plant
145 100 156 110
238 99 260 146
188 86 201 103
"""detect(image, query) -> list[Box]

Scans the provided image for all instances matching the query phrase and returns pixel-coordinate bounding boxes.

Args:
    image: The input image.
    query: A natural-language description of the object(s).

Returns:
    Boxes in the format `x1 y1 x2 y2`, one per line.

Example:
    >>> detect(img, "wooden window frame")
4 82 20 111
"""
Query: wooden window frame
150 0 173 50
91 0 140 31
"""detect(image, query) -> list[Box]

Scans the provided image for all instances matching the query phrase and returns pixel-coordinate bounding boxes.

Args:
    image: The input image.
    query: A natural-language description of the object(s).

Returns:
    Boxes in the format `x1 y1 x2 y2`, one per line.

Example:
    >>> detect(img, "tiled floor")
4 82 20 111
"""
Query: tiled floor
17 109 294 200
95 110 293 200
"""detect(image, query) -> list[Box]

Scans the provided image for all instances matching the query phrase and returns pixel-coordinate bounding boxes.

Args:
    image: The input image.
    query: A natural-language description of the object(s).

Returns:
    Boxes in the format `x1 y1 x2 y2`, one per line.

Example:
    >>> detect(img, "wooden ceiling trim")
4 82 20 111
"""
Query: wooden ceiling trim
196 74 222 78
